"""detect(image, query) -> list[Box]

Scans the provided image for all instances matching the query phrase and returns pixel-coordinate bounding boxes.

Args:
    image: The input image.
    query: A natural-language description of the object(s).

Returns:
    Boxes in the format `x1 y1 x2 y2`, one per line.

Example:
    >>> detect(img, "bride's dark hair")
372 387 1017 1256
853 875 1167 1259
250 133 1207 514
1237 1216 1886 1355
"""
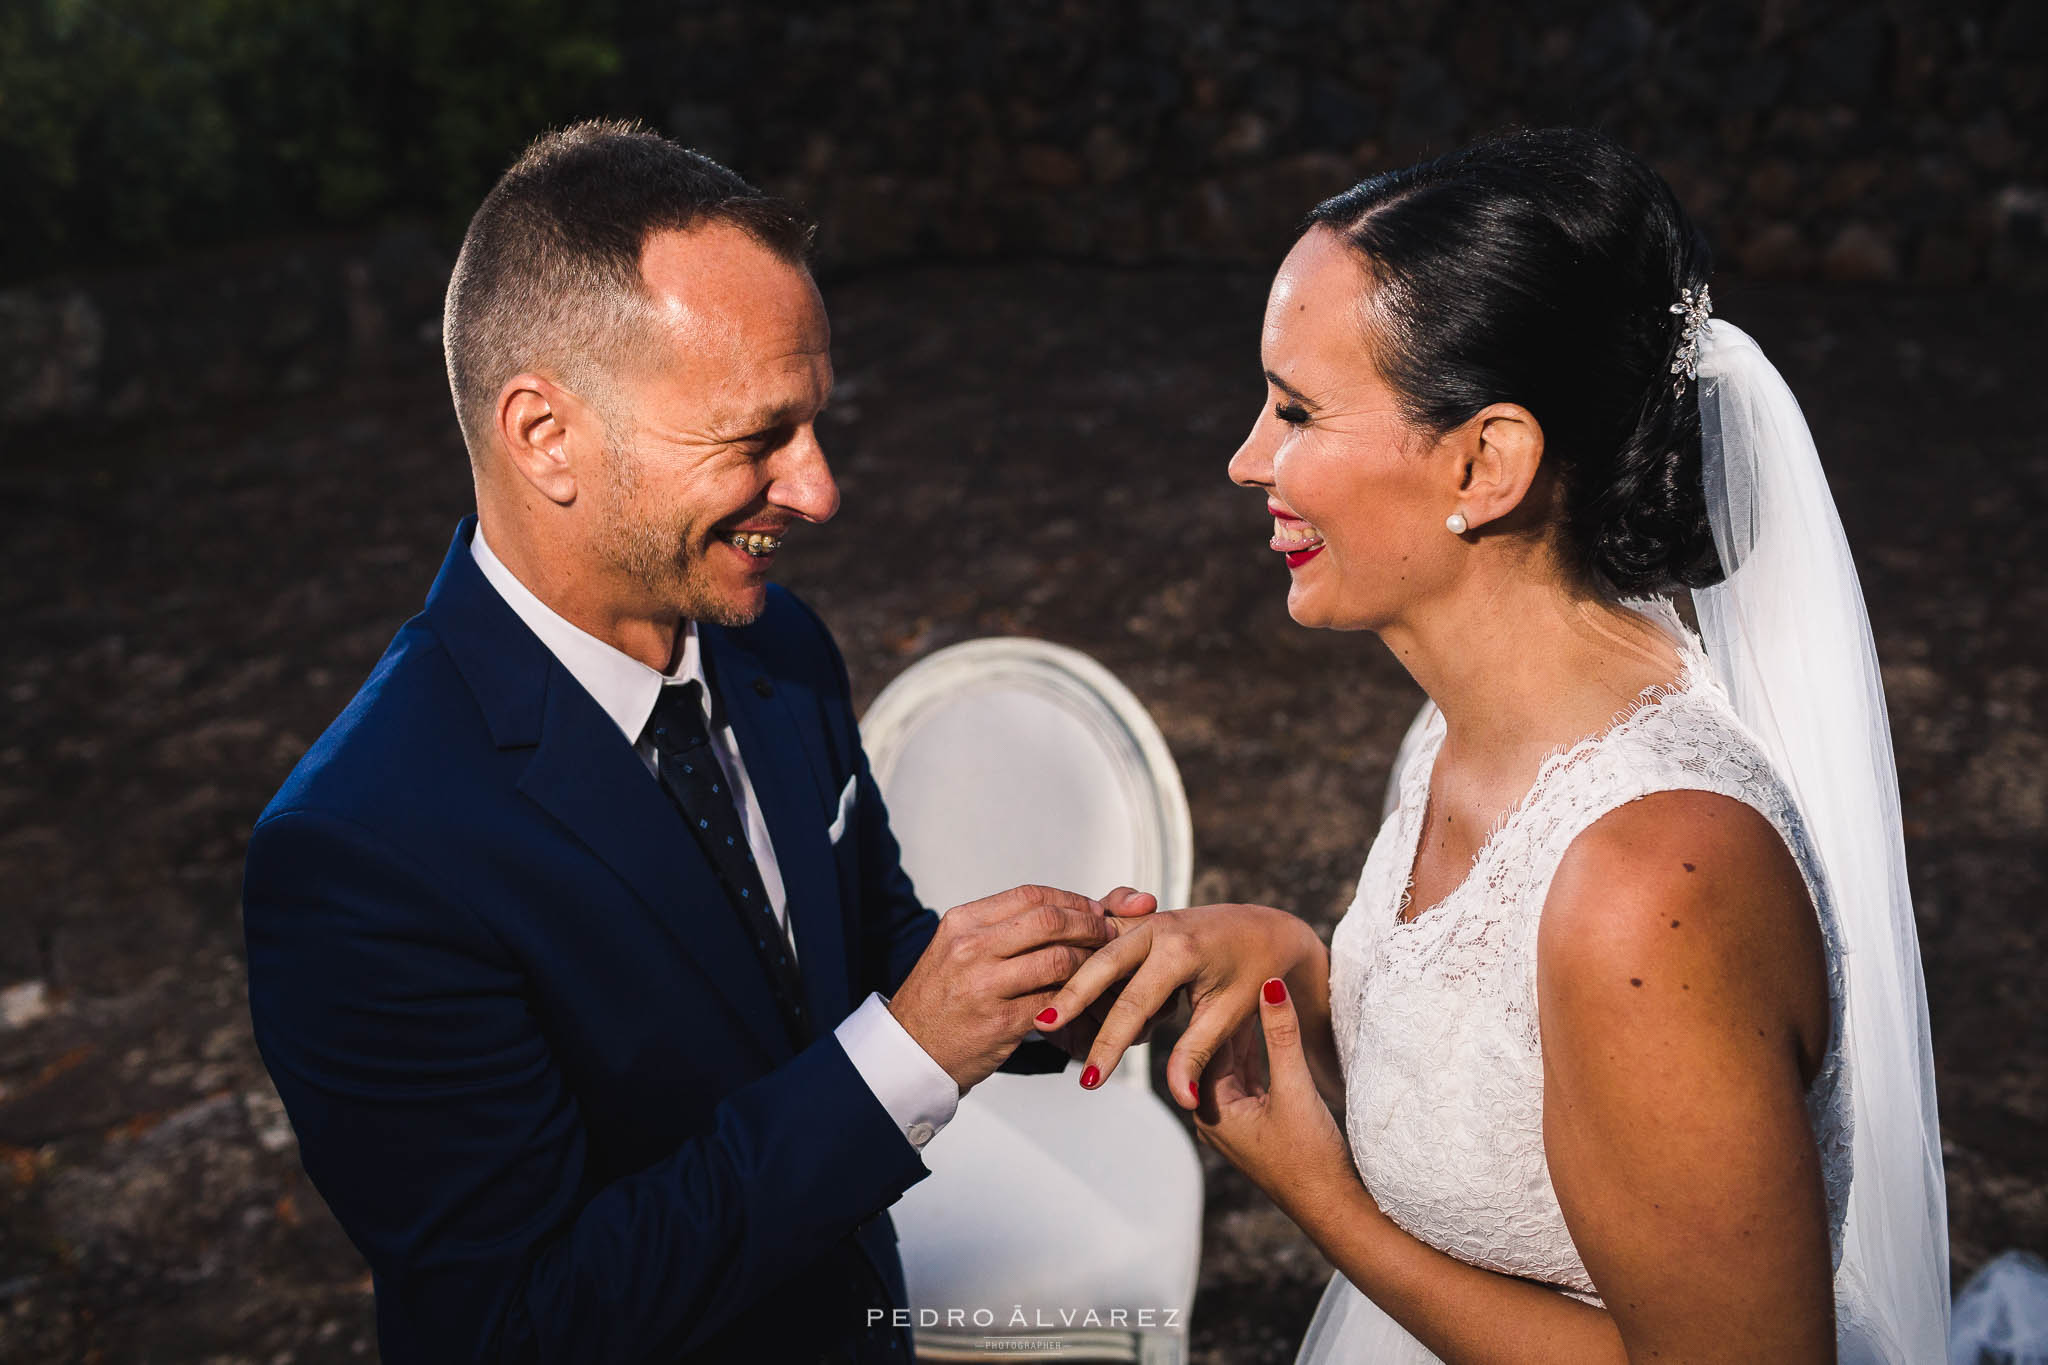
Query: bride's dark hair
1305 127 1723 594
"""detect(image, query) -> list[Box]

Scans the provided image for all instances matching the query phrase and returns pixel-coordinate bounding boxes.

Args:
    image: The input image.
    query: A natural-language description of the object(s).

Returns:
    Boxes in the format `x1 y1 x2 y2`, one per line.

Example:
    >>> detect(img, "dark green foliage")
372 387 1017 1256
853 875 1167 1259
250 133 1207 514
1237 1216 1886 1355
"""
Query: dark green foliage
0 0 625 282
4 1 2039 288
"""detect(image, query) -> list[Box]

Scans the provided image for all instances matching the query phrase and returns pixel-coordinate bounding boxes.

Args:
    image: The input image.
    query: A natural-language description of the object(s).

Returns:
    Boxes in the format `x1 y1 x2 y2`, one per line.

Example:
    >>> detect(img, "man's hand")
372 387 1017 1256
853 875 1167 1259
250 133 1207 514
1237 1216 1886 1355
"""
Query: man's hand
887 885 1152 1091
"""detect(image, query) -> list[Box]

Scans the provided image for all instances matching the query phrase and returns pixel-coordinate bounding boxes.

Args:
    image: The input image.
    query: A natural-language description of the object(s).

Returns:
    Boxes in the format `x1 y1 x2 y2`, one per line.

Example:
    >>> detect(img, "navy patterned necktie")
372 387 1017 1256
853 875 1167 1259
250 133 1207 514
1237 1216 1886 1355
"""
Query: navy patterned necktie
644 680 809 1047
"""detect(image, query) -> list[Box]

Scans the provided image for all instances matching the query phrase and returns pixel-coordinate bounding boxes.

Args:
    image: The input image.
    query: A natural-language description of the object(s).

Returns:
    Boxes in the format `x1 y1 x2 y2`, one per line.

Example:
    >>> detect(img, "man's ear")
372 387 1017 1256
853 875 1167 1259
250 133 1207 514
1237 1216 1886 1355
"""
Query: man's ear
1449 403 1544 532
494 373 597 506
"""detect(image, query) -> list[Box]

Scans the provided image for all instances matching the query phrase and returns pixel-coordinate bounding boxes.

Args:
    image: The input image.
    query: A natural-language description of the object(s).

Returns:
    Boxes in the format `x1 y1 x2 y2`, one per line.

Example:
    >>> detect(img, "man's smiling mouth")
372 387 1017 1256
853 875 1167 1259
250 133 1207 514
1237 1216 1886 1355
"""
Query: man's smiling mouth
729 531 783 558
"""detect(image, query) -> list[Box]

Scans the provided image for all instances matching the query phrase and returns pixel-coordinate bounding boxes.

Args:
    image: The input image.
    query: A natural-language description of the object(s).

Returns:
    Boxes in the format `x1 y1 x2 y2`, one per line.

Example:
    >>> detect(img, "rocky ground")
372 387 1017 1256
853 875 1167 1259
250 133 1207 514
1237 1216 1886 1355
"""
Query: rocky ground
1 262 2042 1362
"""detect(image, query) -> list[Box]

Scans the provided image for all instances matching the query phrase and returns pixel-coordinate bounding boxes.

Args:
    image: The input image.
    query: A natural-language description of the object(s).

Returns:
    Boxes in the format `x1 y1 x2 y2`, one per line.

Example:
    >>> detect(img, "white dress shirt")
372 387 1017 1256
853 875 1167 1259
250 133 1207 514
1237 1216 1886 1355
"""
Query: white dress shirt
471 526 958 1151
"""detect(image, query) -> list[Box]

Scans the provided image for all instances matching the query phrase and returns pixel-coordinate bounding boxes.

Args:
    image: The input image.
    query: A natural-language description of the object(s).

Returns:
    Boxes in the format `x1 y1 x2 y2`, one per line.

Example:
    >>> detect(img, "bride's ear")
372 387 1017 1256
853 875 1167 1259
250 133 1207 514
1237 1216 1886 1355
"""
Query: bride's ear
1450 403 1545 531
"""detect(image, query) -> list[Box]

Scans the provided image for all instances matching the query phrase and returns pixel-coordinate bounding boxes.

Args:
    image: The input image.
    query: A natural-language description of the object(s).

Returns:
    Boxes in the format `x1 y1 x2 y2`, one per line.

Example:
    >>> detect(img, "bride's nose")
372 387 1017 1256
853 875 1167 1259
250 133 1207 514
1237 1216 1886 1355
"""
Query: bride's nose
1228 420 1275 489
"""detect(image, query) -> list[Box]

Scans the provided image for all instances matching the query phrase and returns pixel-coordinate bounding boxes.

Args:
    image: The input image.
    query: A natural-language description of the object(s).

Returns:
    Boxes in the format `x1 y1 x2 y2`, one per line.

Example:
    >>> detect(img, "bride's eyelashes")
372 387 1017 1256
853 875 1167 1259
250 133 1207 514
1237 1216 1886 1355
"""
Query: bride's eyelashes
1275 402 1312 425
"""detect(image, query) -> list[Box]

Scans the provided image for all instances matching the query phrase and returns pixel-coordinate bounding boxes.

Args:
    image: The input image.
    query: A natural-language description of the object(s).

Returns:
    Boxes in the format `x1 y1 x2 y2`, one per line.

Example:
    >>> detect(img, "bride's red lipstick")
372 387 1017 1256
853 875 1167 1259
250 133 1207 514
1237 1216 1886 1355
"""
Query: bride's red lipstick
1284 544 1324 568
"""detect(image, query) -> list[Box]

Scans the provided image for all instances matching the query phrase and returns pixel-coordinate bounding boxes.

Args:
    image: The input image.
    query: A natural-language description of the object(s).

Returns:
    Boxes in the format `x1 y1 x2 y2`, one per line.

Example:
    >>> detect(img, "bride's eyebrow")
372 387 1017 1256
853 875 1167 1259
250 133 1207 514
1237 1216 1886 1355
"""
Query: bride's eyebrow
1265 370 1318 408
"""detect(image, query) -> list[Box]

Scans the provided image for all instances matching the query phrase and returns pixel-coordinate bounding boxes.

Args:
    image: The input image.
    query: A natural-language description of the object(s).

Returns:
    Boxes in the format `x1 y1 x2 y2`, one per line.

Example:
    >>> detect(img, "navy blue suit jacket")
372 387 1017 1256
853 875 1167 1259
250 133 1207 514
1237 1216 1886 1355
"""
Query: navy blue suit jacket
243 519 1061 1363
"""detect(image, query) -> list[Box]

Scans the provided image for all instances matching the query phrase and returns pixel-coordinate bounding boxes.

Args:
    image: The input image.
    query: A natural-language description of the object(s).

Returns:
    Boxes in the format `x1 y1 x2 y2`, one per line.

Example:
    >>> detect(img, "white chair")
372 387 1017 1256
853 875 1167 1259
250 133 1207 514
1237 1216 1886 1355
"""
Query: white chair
861 638 1203 1365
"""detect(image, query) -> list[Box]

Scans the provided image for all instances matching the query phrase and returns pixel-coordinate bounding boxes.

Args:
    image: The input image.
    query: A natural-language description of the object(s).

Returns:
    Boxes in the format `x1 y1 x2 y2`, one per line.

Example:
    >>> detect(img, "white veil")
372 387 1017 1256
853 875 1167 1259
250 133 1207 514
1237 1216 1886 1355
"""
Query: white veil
1692 319 1950 1362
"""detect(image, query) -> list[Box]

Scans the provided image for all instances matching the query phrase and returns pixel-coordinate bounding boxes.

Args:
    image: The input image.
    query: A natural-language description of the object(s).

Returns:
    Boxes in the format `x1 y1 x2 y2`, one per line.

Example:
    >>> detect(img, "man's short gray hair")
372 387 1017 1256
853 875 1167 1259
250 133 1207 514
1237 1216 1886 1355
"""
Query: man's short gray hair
442 119 814 457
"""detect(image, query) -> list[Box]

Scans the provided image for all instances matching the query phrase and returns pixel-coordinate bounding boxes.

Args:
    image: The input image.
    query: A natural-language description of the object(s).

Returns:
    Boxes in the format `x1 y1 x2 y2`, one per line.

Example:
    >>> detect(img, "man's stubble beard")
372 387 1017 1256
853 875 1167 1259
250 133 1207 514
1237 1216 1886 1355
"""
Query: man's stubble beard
593 430 764 631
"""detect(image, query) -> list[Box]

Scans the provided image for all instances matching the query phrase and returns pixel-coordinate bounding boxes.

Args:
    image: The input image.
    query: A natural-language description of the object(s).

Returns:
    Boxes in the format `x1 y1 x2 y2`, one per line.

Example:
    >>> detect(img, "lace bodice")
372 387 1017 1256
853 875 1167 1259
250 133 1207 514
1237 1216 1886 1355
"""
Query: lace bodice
1326 599 1852 1302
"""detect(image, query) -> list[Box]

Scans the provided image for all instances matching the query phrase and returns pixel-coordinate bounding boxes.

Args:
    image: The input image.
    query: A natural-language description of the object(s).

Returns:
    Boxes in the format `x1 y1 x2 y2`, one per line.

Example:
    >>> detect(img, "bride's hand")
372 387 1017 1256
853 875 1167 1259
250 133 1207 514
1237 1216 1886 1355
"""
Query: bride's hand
1036 886 1159 1061
1196 978 1356 1215
1035 902 1325 1102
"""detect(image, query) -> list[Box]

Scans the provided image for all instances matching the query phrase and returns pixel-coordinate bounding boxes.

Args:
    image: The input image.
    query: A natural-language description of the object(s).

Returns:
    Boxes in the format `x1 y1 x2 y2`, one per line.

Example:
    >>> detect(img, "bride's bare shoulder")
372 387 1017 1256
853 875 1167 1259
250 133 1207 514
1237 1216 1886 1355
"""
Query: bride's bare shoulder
1533 789 1825 1045
1534 801 1840 1352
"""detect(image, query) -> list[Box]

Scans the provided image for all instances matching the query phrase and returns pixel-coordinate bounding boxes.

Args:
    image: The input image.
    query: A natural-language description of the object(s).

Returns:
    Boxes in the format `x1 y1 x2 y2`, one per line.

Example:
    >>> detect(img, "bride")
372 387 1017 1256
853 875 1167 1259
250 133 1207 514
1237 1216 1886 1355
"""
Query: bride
1037 129 1947 1362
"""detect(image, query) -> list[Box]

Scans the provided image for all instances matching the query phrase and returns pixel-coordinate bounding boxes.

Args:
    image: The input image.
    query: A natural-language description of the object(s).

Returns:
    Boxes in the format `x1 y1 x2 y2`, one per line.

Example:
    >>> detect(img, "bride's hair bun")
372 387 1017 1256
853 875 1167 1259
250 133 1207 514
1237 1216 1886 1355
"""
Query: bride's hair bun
1305 128 1724 595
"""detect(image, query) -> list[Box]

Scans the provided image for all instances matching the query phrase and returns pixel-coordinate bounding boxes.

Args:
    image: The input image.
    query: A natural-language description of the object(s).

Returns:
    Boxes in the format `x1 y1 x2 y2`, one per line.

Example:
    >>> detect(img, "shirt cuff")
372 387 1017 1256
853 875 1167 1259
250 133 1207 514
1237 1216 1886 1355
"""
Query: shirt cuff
834 992 960 1152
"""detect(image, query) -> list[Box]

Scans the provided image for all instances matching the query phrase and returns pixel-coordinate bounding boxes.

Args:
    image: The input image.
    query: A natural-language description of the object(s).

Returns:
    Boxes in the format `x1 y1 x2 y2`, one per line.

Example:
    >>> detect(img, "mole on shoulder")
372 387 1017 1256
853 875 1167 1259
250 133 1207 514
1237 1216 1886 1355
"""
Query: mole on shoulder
1682 862 1696 872
1670 919 1681 928
1630 977 1643 987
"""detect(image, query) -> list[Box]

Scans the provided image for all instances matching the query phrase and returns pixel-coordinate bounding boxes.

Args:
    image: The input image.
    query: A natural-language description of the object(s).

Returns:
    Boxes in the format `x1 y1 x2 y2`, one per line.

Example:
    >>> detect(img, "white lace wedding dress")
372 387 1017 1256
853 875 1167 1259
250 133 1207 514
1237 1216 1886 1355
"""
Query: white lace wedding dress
1296 598 1874 1362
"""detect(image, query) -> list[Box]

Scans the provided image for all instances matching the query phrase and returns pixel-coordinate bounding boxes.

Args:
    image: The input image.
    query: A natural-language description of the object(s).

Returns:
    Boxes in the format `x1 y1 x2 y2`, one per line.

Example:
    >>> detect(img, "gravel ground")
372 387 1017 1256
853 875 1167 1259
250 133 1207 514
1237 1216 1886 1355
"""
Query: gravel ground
1 262 2042 1362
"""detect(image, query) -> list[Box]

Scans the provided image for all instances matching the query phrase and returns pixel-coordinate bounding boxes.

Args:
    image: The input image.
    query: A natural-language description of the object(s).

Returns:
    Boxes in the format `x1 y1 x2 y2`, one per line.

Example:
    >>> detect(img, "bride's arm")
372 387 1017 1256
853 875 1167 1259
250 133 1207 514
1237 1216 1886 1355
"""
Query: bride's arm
1536 791 1835 1361
1201 791 1836 1365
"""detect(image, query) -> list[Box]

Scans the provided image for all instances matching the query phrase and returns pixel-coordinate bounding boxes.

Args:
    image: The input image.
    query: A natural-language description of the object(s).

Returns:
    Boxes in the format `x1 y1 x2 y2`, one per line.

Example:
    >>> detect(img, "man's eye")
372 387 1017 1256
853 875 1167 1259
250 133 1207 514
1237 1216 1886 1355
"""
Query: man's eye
1274 403 1311 426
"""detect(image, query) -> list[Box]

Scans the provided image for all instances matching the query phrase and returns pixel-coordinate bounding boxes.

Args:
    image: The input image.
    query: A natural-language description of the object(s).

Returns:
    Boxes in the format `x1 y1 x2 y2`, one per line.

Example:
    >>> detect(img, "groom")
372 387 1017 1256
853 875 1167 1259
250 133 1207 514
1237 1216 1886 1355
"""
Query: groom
242 121 1147 1364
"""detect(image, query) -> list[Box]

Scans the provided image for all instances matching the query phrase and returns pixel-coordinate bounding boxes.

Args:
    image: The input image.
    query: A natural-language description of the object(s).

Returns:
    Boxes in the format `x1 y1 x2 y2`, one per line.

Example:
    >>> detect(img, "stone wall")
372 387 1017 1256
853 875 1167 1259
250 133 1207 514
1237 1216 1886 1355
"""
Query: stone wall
678 0 2045 285
0 231 450 428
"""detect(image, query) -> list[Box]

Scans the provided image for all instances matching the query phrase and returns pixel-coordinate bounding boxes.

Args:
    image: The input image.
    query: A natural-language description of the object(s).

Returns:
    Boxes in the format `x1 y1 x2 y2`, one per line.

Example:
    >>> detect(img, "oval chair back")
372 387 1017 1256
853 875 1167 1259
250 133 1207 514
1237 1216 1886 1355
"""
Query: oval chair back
862 637 1194 1082
862 638 1204 1363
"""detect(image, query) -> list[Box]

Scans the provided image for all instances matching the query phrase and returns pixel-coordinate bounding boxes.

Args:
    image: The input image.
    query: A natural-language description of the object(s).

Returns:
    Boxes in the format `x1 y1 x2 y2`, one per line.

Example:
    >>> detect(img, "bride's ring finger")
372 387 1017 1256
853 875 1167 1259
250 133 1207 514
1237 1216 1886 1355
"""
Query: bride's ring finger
1036 924 1154 1036
1075 955 1190 1089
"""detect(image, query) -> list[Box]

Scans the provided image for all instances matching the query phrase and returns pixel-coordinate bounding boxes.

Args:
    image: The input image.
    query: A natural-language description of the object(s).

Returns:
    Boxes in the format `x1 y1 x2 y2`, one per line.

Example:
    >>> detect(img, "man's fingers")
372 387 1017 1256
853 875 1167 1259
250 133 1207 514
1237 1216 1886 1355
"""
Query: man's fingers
1078 957 1188 1089
994 942 1094 999
1100 886 1158 918
952 884 1104 927
1165 990 1256 1110
983 902 1116 959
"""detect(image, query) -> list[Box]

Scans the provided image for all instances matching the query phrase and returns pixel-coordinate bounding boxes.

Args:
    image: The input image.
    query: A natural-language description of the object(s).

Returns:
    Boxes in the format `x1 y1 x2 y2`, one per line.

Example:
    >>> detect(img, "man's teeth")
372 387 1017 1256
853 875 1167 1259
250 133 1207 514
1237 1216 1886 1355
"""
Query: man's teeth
730 532 782 557
1272 518 1325 551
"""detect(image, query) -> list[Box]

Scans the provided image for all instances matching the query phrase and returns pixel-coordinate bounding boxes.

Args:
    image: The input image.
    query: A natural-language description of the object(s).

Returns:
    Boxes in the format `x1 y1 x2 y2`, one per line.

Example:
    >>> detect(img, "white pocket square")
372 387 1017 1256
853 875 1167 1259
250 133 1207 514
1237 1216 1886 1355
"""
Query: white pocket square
826 774 857 843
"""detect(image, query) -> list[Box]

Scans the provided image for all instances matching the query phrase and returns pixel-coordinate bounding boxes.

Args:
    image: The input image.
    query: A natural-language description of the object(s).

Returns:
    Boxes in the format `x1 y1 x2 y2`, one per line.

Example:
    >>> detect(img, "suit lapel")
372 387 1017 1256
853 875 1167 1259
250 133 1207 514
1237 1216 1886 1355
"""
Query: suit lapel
703 628 853 1030
426 517 848 1055
516 659 793 1065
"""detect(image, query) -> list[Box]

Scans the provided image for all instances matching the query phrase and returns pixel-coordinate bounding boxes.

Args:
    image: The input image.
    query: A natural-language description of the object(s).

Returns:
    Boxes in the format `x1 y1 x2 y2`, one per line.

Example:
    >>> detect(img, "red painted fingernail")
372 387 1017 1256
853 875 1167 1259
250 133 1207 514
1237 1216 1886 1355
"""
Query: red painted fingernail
1188 1079 1200 1099
1035 1007 1059 1026
1263 978 1287 1004
1080 1064 1101 1089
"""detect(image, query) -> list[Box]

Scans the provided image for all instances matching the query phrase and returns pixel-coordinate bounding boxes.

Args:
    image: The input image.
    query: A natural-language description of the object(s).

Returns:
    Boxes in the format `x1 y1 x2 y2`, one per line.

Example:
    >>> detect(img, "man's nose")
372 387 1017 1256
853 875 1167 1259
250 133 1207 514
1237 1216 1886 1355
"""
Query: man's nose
772 426 841 525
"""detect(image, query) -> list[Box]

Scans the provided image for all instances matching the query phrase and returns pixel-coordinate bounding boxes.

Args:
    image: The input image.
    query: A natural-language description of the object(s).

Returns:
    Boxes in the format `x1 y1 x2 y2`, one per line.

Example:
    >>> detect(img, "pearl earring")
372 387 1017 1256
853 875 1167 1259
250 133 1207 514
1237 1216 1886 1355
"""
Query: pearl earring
1445 511 1469 535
